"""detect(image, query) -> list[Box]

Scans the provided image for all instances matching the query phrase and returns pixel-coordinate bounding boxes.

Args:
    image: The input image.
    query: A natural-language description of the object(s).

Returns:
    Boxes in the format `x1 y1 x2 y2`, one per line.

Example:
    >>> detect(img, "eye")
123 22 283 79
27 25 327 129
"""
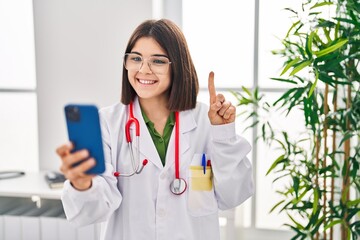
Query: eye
130 56 142 62
151 57 168 65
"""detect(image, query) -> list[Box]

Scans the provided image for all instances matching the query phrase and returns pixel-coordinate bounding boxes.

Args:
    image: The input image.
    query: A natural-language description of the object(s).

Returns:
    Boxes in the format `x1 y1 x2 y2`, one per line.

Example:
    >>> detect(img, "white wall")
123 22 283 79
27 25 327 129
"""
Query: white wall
33 0 153 171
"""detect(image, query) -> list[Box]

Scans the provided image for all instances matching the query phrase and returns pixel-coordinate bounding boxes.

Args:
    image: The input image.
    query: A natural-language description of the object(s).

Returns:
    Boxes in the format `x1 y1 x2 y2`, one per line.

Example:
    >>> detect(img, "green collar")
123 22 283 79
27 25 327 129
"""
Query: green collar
141 109 175 166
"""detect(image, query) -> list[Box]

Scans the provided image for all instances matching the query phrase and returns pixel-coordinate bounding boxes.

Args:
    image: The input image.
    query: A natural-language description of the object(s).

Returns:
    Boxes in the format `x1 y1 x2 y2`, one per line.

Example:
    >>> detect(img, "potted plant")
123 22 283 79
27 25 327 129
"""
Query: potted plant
233 0 359 239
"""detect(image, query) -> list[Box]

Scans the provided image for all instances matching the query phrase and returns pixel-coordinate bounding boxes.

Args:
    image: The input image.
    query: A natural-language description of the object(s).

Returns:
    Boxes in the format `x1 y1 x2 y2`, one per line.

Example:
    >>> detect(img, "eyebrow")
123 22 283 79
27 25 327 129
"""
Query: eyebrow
130 51 169 58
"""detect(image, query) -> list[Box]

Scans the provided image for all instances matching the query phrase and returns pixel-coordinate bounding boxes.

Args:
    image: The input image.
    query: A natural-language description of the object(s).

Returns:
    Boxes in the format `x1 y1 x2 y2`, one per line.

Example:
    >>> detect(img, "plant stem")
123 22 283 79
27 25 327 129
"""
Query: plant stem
341 70 352 239
330 84 337 240
315 131 320 240
323 84 329 240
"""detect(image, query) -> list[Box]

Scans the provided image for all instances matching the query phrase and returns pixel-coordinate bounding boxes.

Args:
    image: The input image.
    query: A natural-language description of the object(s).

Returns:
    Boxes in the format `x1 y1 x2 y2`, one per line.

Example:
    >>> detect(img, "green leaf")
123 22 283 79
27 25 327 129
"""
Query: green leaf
318 72 336 87
293 176 300 198
273 172 291 183
285 87 305 116
254 87 259 100
286 20 301 38
292 189 308 205
280 57 301 76
244 111 257 121
316 20 336 29
305 31 316 58
334 17 360 28
283 8 297 15
287 213 305 230
334 21 339 39
269 199 285 213
310 2 333 10
309 11 322 16
273 88 298 106
324 220 343 231
313 31 325 47
314 39 348 57
270 78 298 84
261 124 266 141
312 188 319 215
289 60 312 76
274 139 286 150
266 155 285 175
323 26 332 43
308 69 319 97
244 120 259 132
241 86 252 97
338 131 354 147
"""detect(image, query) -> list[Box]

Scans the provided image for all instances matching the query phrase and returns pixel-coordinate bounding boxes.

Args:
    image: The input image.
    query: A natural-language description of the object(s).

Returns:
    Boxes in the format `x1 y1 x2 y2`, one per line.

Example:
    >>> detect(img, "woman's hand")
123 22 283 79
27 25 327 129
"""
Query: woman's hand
208 71 236 125
56 142 96 190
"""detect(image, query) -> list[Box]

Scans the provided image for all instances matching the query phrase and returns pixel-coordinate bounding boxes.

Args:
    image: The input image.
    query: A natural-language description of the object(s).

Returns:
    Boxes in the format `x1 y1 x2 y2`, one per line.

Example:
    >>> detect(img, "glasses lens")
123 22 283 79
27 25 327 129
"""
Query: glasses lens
124 53 171 74
124 53 142 71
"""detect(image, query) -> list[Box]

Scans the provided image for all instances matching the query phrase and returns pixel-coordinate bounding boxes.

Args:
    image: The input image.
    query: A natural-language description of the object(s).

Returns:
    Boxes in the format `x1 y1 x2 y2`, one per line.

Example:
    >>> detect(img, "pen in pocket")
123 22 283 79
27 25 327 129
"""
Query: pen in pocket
202 153 206 174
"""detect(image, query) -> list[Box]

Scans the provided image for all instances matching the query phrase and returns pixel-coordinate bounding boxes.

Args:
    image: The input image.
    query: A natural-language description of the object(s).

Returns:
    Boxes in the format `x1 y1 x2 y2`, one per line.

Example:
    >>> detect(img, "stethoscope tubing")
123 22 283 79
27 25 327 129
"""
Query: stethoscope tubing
113 102 146 177
171 111 187 195
0 171 25 180
113 102 187 195
175 111 180 179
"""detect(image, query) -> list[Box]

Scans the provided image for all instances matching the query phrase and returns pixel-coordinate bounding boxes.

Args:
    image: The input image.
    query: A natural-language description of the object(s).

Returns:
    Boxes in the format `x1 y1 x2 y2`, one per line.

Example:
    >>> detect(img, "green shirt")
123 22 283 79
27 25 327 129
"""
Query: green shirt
141 110 175 166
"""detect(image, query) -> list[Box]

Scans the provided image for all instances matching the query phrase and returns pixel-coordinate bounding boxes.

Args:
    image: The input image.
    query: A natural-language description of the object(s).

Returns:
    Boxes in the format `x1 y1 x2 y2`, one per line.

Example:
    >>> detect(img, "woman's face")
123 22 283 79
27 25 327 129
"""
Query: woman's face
127 37 171 103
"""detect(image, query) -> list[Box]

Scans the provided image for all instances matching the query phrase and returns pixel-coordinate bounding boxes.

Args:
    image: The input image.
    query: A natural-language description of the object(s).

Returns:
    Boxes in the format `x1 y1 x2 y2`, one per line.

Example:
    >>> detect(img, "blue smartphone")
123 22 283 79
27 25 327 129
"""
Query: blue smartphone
64 104 105 174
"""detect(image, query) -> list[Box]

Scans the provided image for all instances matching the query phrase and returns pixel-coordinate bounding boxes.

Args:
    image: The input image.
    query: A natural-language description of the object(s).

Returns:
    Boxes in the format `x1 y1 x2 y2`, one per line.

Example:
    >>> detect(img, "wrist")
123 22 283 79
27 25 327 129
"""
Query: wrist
70 179 92 191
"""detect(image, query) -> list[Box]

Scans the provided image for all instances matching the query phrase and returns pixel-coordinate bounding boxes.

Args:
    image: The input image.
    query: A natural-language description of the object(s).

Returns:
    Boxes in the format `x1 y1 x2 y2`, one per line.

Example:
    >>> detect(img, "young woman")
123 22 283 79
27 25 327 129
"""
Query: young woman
56 19 254 240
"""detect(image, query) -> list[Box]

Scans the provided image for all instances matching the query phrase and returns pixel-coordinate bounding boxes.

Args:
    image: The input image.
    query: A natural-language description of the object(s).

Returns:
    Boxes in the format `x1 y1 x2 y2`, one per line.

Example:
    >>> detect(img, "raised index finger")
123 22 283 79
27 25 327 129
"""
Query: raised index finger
208 71 216 104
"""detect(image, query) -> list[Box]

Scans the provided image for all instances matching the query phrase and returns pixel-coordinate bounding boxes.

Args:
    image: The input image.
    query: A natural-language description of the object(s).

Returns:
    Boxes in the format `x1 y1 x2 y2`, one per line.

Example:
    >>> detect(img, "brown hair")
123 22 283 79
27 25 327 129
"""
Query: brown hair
121 19 199 111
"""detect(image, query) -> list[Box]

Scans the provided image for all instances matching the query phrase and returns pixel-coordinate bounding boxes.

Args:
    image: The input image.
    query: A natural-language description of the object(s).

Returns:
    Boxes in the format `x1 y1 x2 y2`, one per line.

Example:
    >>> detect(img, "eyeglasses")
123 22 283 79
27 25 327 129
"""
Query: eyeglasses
124 53 172 75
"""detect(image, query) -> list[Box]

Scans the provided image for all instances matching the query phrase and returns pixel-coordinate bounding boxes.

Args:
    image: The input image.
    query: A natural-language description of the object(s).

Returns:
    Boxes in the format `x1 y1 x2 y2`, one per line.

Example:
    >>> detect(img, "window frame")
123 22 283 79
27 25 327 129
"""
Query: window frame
161 0 295 239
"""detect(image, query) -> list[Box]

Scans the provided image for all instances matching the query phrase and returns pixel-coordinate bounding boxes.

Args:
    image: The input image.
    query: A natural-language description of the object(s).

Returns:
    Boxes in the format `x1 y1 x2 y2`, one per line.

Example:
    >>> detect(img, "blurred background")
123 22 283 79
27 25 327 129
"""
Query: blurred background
1 0 358 239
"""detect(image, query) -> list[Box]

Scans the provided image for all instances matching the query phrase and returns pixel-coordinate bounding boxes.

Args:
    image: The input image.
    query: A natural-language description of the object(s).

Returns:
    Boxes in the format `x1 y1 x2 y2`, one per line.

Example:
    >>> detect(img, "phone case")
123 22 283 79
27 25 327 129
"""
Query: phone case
64 104 105 174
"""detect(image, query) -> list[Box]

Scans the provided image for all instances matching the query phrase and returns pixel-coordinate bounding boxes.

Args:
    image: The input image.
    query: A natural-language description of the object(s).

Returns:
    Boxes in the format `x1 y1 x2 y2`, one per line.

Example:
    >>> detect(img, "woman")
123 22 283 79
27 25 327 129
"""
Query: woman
56 19 254 240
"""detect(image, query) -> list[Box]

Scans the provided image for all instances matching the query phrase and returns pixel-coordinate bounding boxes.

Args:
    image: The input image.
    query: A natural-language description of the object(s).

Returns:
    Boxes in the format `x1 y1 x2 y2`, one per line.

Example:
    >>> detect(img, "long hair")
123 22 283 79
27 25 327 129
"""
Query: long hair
121 19 199 111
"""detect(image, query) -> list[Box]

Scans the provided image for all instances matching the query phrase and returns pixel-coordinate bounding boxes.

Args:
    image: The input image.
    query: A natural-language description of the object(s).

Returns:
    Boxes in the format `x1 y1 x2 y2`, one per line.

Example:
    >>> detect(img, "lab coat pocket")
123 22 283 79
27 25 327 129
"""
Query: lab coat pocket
190 166 212 191
188 165 218 217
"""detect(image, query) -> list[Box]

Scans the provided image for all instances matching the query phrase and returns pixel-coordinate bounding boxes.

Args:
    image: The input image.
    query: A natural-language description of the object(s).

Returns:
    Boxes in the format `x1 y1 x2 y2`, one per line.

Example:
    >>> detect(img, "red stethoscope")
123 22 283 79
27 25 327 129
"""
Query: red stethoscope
113 102 187 195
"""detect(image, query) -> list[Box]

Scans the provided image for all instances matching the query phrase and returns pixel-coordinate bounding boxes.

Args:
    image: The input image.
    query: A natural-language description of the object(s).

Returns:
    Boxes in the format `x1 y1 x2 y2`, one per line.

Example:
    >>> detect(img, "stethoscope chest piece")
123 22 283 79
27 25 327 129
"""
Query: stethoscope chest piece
170 178 187 195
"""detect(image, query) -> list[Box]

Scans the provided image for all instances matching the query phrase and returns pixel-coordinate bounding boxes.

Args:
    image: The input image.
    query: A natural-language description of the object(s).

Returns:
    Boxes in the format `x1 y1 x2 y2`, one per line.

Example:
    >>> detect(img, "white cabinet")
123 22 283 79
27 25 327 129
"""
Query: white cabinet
0 172 100 240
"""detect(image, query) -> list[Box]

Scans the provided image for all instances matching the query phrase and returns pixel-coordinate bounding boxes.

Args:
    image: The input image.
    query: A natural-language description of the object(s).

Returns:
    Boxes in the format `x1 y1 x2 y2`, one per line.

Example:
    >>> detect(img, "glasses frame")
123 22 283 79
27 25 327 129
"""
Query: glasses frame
123 53 172 75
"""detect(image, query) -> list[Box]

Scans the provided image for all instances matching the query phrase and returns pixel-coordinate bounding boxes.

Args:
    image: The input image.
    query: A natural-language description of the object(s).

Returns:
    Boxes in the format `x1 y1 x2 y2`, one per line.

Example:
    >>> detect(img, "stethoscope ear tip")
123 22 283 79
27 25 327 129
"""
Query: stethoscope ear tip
114 172 120 177
142 159 148 166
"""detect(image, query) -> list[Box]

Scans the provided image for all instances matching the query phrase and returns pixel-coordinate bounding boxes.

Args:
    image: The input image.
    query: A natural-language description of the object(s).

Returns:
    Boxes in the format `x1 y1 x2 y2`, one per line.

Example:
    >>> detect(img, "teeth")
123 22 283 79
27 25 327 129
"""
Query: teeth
139 79 156 85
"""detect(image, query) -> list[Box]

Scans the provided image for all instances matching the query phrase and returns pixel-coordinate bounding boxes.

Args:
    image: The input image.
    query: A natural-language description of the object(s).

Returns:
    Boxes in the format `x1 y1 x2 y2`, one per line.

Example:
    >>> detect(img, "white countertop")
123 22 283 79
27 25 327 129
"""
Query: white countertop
0 171 62 199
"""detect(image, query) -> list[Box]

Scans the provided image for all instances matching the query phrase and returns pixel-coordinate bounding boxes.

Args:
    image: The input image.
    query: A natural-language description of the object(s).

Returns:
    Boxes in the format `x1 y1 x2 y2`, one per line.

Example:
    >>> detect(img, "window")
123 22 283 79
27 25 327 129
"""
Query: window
182 0 254 89
0 0 38 172
179 0 306 238
182 0 255 230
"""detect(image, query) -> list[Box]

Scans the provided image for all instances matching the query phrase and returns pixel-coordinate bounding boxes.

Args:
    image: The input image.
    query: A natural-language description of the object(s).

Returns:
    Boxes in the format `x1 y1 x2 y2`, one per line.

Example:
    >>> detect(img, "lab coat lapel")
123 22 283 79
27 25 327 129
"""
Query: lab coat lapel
164 109 196 172
130 99 163 169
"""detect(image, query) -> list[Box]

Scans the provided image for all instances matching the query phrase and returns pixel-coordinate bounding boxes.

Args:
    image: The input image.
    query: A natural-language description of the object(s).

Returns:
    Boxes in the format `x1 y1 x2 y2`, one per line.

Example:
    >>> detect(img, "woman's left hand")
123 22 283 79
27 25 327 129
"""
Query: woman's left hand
207 71 236 125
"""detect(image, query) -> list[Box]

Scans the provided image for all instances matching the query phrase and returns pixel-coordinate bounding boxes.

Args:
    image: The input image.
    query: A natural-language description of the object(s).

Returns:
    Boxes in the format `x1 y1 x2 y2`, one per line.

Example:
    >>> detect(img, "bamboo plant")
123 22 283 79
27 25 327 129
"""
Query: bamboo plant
233 0 359 239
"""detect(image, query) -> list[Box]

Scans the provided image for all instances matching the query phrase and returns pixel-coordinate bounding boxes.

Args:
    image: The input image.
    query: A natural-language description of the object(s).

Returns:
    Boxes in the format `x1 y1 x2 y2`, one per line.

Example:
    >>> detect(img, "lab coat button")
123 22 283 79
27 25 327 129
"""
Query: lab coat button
158 209 166 217
160 173 166 179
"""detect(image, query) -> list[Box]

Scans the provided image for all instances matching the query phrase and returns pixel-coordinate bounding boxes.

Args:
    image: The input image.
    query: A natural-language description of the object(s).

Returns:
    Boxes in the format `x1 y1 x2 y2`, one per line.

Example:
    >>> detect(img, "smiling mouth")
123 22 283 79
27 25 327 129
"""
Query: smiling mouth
138 79 157 85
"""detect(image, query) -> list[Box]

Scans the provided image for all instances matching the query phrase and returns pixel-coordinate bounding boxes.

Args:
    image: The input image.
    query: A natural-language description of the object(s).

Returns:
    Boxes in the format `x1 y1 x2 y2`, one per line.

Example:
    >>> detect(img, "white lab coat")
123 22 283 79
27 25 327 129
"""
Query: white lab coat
61 98 254 240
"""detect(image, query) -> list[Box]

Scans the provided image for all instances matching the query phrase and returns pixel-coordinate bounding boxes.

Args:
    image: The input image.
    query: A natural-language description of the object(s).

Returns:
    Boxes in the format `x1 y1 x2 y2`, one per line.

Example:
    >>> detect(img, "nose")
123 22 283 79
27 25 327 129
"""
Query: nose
138 60 152 74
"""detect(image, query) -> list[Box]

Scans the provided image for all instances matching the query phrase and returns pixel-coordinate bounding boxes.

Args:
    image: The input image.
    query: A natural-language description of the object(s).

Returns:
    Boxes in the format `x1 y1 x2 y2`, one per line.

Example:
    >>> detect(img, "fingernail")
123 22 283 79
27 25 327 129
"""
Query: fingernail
88 158 96 165
82 150 89 157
